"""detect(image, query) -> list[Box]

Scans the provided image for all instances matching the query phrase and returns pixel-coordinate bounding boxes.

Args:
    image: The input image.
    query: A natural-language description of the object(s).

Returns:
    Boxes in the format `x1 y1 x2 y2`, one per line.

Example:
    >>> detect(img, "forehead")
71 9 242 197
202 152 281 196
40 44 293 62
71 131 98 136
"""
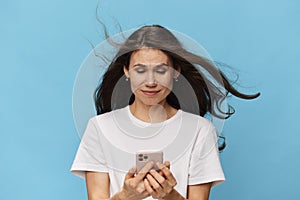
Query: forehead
129 48 171 66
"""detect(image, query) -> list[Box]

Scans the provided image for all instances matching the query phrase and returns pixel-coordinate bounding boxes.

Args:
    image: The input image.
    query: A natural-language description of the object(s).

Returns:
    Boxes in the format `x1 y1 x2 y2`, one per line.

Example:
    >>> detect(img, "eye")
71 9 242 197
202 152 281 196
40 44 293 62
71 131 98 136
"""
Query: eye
156 69 167 74
134 68 146 74
155 65 169 74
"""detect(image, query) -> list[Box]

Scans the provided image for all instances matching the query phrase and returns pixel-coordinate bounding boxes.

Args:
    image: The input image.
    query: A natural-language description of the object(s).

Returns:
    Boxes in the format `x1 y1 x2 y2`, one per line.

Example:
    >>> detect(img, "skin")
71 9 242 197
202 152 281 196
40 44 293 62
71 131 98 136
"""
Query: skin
86 48 213 200
124 48 180 123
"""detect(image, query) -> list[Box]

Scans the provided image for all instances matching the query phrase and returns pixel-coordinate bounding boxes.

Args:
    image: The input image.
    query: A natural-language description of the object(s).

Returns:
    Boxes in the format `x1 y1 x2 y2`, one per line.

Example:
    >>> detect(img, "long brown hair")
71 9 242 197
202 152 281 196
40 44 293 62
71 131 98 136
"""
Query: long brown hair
94 25 260 150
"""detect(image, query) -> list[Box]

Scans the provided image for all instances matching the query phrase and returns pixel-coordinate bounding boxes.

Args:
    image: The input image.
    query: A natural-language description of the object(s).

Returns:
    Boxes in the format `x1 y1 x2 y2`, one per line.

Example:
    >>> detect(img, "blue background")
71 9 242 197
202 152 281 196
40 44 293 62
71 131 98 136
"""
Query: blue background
1 0 299 199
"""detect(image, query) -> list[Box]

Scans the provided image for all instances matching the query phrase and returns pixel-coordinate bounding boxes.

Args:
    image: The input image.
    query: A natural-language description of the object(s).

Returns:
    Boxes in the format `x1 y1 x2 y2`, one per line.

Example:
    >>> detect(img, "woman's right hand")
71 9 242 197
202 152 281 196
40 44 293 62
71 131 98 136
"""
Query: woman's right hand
119 161 154 200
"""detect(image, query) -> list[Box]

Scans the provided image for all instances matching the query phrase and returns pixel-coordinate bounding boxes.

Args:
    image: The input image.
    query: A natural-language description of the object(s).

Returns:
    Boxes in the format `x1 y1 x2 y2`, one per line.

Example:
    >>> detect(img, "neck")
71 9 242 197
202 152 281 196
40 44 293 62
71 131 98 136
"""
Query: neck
129 100 177 123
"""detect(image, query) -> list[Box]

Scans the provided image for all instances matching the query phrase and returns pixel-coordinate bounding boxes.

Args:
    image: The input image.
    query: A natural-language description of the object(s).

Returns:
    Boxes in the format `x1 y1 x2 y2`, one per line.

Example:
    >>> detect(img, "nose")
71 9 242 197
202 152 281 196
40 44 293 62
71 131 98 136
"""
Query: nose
145 71 157 86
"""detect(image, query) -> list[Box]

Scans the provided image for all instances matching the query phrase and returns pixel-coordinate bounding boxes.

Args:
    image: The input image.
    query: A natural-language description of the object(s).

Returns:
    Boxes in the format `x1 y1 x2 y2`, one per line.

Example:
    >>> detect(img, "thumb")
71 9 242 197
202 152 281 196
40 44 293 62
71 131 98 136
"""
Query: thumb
125 166 136 180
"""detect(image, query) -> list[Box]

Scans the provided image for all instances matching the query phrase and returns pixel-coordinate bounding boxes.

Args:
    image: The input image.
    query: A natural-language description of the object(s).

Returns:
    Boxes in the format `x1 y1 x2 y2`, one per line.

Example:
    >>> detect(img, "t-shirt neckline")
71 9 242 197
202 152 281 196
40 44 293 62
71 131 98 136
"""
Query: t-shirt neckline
126 105 182 127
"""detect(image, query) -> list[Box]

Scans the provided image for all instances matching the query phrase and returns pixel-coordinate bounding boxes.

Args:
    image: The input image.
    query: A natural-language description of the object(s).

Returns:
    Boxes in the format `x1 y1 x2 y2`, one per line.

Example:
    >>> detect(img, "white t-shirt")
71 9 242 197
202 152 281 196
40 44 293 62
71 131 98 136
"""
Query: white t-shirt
70 106 225 199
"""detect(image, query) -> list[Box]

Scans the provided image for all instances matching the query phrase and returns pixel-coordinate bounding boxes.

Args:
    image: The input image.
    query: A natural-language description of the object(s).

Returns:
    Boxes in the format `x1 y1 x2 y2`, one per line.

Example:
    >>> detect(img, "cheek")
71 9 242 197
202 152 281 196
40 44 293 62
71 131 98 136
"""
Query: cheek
158 74 174 90
129 78 143 92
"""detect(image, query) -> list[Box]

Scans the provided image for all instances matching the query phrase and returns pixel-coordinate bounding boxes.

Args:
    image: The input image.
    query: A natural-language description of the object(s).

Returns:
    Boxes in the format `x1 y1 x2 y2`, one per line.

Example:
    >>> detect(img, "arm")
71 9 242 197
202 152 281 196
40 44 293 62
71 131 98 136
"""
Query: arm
85 162 155 200
187 183 212 200
85 171 129 200
85 171 111 200
85 171 136 200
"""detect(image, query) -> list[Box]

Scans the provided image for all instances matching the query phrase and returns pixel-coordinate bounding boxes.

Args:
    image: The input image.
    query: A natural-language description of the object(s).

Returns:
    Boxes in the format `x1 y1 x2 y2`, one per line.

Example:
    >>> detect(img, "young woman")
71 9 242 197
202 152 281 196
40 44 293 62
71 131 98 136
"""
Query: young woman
71 25 260 200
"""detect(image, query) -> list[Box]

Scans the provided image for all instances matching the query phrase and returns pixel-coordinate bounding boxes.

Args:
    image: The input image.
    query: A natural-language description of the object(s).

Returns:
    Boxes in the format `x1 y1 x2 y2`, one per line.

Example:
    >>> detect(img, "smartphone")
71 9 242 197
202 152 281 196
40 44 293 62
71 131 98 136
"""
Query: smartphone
136 150 163 173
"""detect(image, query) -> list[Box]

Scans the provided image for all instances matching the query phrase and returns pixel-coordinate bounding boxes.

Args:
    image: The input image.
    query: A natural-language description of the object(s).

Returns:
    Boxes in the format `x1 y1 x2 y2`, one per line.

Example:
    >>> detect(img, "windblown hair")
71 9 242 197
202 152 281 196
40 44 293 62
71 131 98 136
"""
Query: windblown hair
94 25 260 150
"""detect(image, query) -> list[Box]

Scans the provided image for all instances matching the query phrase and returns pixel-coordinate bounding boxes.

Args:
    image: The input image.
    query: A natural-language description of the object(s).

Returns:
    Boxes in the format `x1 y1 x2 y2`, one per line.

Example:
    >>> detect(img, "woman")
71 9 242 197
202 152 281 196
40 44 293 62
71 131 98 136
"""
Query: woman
71 25 260 200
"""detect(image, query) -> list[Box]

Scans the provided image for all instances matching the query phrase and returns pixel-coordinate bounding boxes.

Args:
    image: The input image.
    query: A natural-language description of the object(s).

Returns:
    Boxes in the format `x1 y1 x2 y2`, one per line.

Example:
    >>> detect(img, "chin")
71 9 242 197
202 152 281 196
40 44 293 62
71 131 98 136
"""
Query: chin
133 91 169 107
141 100 161 106
137 98 166 107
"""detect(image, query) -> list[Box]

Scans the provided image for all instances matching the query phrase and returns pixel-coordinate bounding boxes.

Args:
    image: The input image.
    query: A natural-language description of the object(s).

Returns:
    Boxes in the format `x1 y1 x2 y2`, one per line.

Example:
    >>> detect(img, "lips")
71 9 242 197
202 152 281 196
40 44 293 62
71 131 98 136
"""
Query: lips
141 90 160 96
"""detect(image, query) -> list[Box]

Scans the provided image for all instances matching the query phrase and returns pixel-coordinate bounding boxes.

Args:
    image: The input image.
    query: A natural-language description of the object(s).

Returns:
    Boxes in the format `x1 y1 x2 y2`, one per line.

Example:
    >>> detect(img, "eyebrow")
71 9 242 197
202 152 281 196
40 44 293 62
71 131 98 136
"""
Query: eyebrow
132 63 169 68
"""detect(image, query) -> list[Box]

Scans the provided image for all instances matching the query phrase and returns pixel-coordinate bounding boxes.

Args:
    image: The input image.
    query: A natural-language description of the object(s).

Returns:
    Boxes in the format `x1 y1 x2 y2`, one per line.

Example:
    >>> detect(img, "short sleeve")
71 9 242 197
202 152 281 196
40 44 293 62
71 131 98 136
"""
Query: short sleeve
70 118 108 179
188 122 225 186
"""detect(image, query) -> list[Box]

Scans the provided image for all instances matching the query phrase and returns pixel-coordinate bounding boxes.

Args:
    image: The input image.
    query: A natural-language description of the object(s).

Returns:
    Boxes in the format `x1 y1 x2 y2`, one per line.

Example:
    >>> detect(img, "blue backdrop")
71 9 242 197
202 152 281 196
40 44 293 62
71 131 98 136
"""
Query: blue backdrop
1 0 299 199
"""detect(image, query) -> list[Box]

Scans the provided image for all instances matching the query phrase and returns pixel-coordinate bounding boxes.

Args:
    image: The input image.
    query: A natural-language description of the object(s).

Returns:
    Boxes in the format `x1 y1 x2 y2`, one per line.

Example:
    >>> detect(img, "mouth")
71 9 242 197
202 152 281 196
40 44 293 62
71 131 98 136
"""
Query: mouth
141 90 160 96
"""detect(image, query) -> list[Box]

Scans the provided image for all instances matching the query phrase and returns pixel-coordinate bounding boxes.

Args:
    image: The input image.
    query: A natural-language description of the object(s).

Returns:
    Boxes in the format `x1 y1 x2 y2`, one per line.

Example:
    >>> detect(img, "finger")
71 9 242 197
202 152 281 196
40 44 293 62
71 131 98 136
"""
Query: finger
136 182 147 194
144 178 154 194
150 169 169 188
125 166 136 180
158 170 164 176
144 178 159 199
134 161 154 182
158 161 168 176
146 173 163 193
136 182 151 198
160 161 170 176
157 163 177 186
164 161 170 169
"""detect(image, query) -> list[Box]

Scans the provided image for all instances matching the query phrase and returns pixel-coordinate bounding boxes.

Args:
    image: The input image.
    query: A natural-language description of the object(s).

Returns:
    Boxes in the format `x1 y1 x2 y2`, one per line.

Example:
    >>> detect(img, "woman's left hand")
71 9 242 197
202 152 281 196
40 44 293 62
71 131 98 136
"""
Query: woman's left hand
143 161 177 199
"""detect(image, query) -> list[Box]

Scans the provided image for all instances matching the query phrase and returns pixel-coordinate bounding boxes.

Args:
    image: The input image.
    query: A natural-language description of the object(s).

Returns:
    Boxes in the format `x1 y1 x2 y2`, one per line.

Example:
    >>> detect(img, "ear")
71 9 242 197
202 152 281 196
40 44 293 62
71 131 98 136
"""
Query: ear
173 67 181 79
123 65 129 78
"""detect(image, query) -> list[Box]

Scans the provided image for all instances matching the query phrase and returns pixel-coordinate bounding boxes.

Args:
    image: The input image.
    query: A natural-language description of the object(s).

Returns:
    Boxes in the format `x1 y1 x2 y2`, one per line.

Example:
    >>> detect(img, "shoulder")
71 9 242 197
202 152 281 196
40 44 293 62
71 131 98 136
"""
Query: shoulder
89 107 127 126
180 110 217 146
180 110 214 129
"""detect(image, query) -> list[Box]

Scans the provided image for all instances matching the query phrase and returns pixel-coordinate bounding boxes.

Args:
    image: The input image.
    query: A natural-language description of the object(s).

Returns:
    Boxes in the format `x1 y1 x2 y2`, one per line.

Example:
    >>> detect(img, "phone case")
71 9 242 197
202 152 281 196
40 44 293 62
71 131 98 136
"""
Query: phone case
136 150 163 173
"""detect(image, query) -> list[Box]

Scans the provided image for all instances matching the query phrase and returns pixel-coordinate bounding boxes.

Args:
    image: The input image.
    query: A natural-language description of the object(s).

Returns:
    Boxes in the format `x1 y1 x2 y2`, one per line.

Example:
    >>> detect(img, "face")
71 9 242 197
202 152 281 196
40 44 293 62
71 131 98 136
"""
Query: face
124 48 179 107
